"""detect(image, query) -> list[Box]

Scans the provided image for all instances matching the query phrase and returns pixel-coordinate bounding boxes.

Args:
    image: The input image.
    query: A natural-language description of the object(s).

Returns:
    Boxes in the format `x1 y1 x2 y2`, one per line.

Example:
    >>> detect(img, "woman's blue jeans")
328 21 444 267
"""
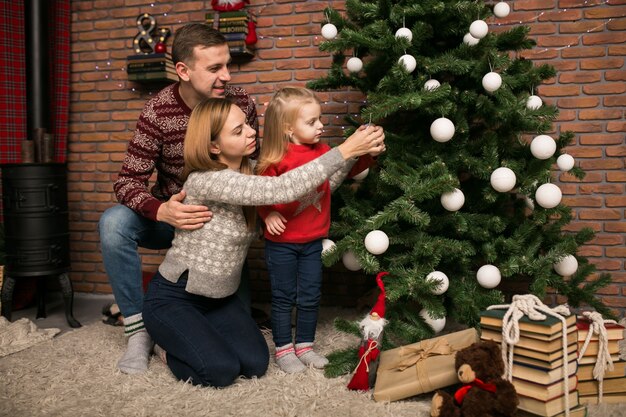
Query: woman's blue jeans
143 272 269 387
264 239 323 347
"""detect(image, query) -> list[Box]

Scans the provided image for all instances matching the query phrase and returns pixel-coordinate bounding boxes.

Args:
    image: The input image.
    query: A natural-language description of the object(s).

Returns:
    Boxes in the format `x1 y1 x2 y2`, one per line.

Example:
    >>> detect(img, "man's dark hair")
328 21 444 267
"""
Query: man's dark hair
171 24 227 65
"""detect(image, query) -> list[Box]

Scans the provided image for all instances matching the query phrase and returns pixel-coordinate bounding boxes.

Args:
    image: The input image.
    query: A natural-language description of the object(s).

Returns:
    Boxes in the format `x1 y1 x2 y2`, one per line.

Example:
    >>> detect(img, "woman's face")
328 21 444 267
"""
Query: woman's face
211 104 257 169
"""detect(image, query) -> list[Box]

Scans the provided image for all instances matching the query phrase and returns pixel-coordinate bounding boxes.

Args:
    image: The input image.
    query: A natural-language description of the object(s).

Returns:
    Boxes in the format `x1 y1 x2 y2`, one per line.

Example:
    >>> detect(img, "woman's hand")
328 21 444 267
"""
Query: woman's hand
337 125 386 160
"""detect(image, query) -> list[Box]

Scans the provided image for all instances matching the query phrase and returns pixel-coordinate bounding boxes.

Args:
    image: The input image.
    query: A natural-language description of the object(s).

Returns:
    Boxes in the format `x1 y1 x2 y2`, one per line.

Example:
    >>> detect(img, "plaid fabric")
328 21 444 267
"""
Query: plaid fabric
0 1 69 164
0 2 27 164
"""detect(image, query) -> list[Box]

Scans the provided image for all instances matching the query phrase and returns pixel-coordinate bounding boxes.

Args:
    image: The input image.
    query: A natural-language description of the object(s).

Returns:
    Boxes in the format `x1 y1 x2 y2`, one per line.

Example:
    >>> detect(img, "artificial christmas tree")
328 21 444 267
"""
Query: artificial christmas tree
308 0 613 375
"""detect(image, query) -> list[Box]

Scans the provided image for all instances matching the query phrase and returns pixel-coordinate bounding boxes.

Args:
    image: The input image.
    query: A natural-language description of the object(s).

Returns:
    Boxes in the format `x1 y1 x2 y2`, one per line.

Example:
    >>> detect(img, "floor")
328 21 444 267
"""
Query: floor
11 290 115 334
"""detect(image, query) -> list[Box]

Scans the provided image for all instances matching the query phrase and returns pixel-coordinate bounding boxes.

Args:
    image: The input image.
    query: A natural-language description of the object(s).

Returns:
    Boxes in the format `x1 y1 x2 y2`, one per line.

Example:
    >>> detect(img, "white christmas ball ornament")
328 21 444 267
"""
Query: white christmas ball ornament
346 57 363 73
482 72 502 92
430 117 455 142
535 183 562 209
426 271 449 295
490 167 517 192
419 309 446 333
557 154 575 171
398 54 417 73
364 230 390 255
463 33 480 46
321 239 336 255
424 79 441 91
441 188 465 212
395 27 413 42
321 23 338 40
476 264 501 289
493 2 511 18
554 255 578 277
469 20 489 39
353 167 369 181
530 135 557 160
526 95 543 110
342 250 362 271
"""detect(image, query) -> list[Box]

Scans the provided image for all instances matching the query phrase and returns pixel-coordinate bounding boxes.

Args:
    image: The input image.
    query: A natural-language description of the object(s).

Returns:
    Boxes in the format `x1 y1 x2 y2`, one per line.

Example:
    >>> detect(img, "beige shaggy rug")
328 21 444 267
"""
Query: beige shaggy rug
0 309 624 417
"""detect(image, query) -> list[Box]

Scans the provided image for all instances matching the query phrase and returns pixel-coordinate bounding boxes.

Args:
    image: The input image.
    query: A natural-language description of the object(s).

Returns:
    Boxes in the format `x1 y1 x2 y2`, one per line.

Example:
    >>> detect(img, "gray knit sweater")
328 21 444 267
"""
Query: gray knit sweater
158 147 347 298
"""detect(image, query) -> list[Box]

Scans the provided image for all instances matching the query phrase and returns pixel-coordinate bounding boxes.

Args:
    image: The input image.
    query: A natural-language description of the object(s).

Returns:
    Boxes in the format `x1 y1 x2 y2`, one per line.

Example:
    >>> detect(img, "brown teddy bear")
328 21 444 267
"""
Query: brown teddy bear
430 340 518 417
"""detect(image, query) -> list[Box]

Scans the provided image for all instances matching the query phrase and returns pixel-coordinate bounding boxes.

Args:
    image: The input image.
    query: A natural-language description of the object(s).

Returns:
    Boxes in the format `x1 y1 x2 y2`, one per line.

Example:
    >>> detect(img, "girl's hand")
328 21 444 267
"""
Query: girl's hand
264 211 287 236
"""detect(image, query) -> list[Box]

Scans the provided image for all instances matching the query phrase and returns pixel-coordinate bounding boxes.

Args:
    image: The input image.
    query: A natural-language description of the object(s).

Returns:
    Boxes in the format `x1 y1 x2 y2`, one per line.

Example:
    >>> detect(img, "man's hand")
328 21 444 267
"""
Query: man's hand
264 211 287 236
156 190 212 230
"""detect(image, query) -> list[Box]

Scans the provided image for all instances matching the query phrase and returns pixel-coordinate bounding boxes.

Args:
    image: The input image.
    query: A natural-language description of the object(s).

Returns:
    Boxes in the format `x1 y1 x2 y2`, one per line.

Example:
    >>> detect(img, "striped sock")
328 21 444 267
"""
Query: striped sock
275 343 306 374
295 342 328 369
117 313 153 374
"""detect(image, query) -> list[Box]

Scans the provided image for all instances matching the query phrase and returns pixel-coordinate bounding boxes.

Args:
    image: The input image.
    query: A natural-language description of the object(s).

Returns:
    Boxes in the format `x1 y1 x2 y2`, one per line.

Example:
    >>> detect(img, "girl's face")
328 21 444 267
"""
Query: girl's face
211 104 257 169
287 102 324 146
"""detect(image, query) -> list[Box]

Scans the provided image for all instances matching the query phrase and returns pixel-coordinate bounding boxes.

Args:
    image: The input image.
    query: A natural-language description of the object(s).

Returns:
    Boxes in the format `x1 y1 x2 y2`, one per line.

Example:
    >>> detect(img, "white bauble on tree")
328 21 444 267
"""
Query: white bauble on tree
530 135 557 160
482 72 502 92
398 54 417 73
321 23 338 40
469 20 489 39
353 167 369 181
476 264 501 288
395 27 413 42
430 117 455 142
557 154 575 171
526 95 543 110
321 239 336 255
535 183 562 209
419 309 446 333
424 79 441 91
554 255 579 277
463 33 480 46
426 271 449 295
364 230 389 255
441 188 465 211
342 250 362 271
490 167 517 192
493 2 511 18
346 57 363 73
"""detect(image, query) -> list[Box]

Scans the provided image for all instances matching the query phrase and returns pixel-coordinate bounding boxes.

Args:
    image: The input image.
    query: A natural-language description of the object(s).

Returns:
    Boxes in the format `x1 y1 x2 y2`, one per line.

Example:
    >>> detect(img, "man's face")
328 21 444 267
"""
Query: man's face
180 44 232 99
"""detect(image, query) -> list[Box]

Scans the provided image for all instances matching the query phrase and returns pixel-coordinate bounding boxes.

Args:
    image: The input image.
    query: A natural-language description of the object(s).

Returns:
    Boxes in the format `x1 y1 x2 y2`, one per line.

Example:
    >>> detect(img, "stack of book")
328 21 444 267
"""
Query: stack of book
206 10 255 58
480 309 584 416
576 318 625 405
126 53 177 83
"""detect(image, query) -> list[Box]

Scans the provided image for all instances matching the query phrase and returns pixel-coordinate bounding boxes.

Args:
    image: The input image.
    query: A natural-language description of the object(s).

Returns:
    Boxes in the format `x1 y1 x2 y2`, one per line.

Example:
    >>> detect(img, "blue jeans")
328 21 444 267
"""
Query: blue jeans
264 239 323 347
98 204 250 317
143 272 269 387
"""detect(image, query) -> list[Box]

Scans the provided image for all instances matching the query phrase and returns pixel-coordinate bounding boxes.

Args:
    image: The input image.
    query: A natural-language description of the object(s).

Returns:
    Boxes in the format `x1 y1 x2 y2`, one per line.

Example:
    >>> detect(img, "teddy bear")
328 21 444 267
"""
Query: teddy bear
430 340 519 417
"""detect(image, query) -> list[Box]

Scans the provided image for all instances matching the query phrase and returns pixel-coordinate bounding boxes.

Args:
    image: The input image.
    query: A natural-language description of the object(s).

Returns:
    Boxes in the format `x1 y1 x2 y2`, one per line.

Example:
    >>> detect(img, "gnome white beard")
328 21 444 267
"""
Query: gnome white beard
359 314 387 340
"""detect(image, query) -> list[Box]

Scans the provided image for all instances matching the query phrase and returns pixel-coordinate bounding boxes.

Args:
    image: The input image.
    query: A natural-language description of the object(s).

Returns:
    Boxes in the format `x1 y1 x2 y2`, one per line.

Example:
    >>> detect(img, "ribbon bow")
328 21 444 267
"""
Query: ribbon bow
453 378 497 405
390 338 453 372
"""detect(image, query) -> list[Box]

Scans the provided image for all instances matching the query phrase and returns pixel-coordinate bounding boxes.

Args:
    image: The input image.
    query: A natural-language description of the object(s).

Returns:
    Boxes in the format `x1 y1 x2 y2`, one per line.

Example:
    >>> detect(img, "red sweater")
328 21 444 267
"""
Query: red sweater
258 142 373 243
113 83 258 221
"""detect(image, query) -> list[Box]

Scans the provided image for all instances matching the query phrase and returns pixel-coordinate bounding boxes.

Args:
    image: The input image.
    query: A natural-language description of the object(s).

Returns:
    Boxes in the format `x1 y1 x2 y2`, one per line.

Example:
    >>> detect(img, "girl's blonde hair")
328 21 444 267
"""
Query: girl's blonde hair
256 87 321 174
182 98 256 231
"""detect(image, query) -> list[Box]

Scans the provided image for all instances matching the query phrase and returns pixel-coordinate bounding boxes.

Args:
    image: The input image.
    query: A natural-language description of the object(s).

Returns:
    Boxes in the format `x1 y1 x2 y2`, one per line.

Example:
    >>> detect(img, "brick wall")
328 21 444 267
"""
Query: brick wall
68 0 625 314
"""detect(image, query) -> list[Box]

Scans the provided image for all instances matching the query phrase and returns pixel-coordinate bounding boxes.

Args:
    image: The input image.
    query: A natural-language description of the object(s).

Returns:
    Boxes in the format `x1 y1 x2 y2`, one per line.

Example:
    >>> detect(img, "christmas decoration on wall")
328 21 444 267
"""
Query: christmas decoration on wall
441 188 465 212
426 271 449 295
347 272 388 391
208 0 257 59
534 183 562 209
476 264 501 289
490 167 516 193
556 154 575 171
430 117 455 142
346 56 363 73
530 134 557 160
132 13 171 54
553 255 578 277
364 230 390 255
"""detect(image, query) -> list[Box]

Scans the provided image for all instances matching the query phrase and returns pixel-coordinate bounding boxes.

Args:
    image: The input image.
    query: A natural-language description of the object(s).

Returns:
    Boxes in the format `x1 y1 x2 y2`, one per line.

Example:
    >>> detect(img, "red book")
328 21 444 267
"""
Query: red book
576 317 624 342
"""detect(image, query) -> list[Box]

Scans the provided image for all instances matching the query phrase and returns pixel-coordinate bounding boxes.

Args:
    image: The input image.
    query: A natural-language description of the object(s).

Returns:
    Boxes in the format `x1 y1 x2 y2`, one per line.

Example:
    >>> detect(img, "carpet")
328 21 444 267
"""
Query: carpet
0 316 60 358
0 310 624 417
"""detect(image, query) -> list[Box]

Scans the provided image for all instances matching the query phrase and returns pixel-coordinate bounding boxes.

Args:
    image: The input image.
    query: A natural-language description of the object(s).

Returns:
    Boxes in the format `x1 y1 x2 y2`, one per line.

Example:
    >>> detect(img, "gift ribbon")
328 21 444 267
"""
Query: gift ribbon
355 340 379 373
390 338 453 372
578 311 616 403
453 378 497 405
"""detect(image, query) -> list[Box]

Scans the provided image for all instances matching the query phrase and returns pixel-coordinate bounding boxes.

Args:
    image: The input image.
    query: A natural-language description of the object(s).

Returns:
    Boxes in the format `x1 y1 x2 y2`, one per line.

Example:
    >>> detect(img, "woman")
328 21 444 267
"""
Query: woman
142 98 385 387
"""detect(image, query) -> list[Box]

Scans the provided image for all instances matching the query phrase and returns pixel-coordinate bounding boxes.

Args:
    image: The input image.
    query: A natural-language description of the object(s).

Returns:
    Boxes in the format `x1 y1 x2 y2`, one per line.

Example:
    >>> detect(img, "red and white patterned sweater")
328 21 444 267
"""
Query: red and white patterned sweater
113 83 258 221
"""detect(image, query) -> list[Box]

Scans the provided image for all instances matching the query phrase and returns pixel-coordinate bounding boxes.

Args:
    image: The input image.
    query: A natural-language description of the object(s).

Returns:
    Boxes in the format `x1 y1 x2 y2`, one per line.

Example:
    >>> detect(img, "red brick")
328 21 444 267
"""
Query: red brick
557 97 599 108
579 134 625 145
578 109 623 120
606 196 626 207
584 32 626 46
605 70 626 81
560 46 605 58
558 72 601 83
582 83 626 95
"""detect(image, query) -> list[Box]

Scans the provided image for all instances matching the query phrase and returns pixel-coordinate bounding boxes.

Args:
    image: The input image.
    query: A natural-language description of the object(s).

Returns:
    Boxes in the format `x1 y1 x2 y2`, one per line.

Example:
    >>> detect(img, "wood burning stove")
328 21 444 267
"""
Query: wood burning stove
1 163 81 327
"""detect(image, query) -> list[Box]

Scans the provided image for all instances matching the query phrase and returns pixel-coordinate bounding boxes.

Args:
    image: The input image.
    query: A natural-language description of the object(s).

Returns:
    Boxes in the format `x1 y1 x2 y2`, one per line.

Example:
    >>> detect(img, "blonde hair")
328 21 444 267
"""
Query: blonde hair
256 87 321 174
183 98 256 230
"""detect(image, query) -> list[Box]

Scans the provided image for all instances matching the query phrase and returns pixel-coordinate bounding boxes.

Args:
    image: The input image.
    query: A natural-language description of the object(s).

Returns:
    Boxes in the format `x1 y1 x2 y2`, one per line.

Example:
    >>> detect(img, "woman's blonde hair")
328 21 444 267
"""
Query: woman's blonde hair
255 87 321 174
182 98 256 230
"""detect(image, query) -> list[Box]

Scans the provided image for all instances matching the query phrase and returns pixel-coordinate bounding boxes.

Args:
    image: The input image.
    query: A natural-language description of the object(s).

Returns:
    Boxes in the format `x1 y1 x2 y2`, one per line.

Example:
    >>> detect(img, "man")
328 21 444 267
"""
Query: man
98 24 258 374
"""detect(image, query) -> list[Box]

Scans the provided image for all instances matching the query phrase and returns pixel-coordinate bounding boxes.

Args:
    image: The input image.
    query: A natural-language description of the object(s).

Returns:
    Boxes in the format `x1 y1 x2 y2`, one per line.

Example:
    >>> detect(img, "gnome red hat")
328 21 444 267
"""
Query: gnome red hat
211 0 248 11
359 271 388 340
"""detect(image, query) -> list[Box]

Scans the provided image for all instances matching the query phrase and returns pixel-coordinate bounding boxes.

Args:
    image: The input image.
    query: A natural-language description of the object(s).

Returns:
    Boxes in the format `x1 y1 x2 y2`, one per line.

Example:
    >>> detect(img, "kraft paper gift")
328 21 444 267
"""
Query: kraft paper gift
373 328 479 402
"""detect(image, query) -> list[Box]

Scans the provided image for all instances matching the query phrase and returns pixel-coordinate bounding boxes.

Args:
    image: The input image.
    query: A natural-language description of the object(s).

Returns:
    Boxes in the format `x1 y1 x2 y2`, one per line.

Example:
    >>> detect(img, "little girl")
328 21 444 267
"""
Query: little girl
256 87 384 373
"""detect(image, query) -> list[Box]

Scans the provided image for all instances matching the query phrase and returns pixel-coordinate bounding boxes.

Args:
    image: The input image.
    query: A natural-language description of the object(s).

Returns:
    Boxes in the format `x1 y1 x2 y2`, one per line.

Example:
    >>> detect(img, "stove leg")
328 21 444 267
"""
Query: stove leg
1 275 16 321
58 273 81 328
36 277 47 319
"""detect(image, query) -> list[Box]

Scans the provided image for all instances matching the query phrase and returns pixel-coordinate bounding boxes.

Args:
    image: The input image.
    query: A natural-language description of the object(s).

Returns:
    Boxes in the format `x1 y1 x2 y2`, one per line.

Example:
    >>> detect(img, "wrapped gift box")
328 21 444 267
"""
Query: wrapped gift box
373 328 479 402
